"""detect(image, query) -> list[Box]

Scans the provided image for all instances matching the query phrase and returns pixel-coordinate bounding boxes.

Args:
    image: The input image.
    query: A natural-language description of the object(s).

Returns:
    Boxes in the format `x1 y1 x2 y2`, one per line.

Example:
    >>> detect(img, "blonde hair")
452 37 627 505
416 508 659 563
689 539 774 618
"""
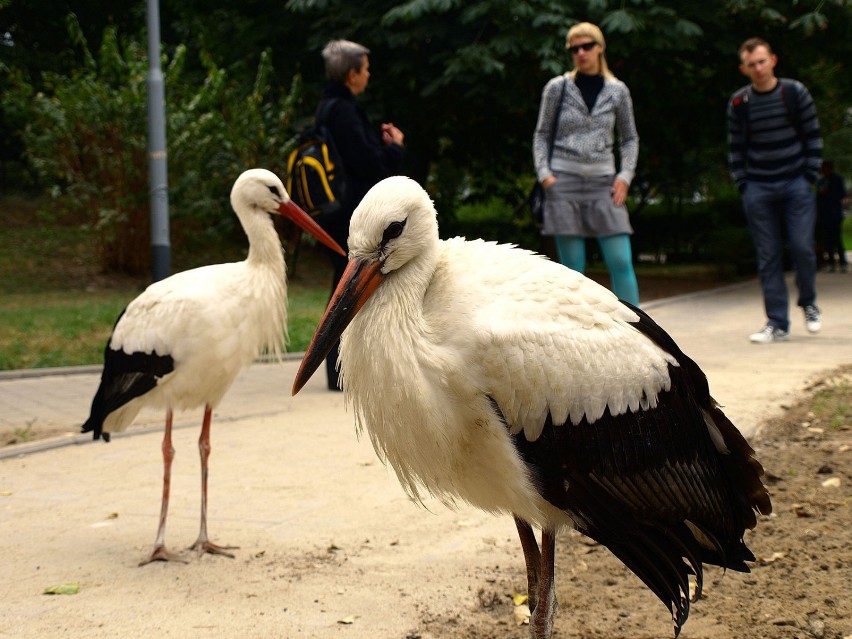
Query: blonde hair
566 22 614 80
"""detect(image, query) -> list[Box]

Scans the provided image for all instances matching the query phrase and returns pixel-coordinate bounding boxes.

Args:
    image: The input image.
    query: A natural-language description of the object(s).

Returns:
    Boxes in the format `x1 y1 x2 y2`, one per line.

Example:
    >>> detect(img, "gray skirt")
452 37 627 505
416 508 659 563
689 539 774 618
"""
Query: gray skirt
542 172 633 237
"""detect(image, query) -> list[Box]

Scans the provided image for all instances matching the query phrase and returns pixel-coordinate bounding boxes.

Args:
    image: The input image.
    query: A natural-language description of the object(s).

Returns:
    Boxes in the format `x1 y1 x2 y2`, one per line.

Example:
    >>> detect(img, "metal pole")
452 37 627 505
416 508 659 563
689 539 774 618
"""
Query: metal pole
146 0 170 281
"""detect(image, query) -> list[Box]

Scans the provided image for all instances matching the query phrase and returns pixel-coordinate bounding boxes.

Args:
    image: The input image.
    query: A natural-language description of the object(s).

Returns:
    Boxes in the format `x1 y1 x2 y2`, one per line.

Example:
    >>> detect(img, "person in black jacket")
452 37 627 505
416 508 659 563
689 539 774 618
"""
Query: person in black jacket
317 39 405 390
816 160 848 273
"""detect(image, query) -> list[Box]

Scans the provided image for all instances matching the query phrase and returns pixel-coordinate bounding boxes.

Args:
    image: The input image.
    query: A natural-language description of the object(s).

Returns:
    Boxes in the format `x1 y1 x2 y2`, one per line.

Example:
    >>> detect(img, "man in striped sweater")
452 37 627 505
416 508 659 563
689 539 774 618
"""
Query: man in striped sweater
727 37 824 344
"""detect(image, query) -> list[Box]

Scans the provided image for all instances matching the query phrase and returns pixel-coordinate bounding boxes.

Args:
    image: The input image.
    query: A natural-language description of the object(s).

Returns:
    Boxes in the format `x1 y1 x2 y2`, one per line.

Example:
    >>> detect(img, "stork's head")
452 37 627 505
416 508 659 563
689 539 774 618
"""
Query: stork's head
292 176 438 393
348 175 438 273
230 168 344 256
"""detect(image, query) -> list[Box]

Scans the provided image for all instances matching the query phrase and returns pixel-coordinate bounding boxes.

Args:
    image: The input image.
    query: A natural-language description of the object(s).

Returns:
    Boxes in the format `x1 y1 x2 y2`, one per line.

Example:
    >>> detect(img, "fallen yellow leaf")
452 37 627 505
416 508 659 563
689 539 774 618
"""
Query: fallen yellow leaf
43 583 80 595
513 604 531 626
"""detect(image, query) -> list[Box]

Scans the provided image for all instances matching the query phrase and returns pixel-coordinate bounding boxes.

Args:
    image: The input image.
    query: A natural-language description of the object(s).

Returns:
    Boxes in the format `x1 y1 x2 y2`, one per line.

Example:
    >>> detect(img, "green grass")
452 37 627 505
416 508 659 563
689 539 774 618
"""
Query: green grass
0 196 332 370
3 195 849 371
0 282 329 370
284 277 331 353
844 215 852 250
0 291 129 369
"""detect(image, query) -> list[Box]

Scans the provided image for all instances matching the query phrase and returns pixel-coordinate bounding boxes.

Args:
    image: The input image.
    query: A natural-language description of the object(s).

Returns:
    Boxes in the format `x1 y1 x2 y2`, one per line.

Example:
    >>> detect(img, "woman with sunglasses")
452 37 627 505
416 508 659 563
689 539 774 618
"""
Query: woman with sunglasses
533 22 640 305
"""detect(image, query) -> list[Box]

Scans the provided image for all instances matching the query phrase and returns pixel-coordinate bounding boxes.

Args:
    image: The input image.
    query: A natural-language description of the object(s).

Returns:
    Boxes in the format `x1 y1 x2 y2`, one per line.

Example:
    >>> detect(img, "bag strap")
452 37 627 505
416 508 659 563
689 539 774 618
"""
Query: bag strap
733 80 805 145
778 79 805 144
547 77 568 161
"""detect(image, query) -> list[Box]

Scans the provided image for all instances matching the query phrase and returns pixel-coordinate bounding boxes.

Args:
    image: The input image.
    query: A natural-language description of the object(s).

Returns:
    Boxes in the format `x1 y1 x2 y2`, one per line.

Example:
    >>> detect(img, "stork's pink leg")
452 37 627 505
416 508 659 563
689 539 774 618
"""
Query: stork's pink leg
529 528 558 639
515 517 542 610
140 410 186 565
189 405 237 558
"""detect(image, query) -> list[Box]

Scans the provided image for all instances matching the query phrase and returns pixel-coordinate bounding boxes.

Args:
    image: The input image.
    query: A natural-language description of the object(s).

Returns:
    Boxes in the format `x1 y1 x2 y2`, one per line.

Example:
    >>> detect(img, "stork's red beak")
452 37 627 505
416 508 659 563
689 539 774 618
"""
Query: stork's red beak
276 199 345 256
292 258 385 394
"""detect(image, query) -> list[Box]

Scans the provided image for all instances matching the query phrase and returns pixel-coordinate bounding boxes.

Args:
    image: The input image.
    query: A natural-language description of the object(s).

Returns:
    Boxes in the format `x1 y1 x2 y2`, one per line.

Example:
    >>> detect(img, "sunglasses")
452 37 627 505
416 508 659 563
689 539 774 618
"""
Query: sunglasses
568 41 597 55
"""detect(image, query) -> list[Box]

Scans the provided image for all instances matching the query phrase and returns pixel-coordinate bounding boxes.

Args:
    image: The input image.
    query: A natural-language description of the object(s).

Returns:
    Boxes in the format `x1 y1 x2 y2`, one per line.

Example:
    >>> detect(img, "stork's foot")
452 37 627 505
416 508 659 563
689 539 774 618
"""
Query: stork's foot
139 545 187 566
189 539 238 558
529 587 558 639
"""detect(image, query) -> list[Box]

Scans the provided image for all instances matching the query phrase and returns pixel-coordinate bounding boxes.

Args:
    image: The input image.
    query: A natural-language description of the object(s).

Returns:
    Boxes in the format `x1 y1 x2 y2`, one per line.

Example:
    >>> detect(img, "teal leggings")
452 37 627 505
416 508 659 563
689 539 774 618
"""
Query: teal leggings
554 234 640 305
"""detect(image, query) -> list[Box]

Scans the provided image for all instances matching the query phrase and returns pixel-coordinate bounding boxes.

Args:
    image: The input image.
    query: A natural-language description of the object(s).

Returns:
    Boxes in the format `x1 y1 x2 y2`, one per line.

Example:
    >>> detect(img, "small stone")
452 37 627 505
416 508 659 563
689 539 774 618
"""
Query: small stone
770 618 798 627
791 503 815 517
808 617 826 639
759 551 786 565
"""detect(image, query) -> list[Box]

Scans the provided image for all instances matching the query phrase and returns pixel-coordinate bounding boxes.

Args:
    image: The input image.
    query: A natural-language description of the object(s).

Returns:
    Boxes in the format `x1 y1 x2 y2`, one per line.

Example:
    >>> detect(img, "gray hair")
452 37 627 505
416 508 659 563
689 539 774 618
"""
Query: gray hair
322 39 370 83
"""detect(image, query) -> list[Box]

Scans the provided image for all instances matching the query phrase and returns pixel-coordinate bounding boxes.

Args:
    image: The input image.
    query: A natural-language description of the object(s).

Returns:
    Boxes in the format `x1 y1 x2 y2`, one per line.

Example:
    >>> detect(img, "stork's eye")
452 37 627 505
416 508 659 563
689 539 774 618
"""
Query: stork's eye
267 185 281 197
382 219 406 245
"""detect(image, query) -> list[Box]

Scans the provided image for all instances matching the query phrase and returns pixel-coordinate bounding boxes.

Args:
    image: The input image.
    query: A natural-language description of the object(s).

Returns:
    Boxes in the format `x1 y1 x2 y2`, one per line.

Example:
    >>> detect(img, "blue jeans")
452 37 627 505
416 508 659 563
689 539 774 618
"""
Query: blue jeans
742 176 818 331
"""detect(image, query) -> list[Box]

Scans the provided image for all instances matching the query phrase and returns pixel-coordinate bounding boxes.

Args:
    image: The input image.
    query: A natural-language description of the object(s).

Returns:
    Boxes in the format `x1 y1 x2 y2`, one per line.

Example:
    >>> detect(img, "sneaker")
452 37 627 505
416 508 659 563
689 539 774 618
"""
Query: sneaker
749 325 789 344
803 305 822 333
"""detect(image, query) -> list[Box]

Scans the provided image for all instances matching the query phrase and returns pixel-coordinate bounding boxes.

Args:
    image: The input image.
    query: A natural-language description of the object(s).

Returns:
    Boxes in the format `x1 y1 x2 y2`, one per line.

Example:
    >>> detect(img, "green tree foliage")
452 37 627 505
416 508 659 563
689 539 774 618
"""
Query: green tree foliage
281 0 852 212
2 14 300 274
2 0 852 273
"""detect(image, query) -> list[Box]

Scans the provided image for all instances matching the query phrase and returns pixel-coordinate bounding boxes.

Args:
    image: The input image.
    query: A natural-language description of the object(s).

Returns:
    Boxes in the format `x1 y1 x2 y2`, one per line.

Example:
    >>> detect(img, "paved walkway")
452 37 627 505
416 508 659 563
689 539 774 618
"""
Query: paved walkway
2 272 850 452
1 272 850 638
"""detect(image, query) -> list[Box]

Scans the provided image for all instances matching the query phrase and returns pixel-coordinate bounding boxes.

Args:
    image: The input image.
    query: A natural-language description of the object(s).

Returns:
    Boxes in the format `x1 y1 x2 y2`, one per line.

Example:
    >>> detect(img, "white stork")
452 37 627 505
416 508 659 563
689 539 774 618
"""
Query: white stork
83 168 344 566
292 176 772 638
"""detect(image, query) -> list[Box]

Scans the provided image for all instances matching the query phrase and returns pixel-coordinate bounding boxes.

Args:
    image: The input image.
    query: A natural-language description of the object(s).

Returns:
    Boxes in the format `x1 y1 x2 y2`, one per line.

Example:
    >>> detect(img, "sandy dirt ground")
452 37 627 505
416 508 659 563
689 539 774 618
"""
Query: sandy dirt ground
0 366 848 639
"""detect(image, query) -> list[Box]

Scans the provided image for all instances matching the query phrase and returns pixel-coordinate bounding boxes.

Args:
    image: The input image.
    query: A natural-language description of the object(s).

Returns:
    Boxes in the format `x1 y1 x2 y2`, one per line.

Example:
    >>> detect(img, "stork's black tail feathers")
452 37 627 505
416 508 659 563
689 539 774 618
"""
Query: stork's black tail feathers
606 300 773 634
513 388 772 635
508 301 773 636
81 382 111 442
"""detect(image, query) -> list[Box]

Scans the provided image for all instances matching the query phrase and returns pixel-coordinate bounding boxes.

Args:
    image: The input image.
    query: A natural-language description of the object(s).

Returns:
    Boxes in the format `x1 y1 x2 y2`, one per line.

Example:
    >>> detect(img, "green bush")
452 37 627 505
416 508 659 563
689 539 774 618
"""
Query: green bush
448 195 540 252
2 14 300 276
630 193 754 273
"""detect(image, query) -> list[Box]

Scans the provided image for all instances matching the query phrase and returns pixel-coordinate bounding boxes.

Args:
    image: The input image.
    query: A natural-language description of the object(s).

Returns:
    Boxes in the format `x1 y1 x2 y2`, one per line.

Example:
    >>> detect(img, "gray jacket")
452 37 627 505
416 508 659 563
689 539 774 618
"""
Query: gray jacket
533 73 639 186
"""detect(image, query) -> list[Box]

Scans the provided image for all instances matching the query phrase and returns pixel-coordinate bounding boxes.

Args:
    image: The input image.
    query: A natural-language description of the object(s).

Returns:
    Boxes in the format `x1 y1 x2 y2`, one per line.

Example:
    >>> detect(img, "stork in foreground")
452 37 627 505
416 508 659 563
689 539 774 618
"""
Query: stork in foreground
293 176 772 638
83 168 344 566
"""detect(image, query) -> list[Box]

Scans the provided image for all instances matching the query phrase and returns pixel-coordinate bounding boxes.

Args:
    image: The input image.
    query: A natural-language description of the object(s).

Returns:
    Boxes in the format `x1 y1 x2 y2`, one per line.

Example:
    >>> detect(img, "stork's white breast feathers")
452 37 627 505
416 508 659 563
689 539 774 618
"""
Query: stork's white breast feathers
111 261 286 369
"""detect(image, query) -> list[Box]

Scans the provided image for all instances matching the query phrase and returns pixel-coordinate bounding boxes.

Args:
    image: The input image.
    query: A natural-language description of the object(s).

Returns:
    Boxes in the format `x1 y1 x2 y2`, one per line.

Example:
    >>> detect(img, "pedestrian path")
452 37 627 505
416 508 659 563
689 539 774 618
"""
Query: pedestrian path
2 272 850 456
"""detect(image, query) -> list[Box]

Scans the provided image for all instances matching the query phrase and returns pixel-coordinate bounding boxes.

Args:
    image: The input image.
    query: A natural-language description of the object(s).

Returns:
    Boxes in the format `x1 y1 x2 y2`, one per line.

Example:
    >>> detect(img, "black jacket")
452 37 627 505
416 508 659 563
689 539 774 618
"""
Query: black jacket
316 82 404 238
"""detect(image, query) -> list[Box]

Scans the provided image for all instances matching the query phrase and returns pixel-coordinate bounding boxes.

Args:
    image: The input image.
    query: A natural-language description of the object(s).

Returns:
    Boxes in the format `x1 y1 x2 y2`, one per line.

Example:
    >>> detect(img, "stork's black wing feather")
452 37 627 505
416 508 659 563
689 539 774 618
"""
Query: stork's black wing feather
622 299 772 520
81 310 174 442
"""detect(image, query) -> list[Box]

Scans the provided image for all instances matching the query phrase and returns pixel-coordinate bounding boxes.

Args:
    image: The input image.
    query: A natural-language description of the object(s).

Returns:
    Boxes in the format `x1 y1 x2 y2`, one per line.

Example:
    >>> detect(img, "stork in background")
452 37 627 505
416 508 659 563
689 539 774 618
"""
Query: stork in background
293 176 772 638
83 168 344 566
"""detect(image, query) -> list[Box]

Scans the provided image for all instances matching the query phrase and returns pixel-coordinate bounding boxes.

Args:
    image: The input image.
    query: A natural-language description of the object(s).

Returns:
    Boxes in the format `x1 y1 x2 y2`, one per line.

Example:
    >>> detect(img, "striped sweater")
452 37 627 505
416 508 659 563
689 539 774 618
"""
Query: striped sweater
726 78 823 190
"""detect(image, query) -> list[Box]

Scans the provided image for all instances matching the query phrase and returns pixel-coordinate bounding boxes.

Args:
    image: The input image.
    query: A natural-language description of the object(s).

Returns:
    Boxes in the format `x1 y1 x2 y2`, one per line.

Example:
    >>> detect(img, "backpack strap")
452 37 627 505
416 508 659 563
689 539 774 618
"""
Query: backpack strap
731 85 751 138
778 78 806 144
732 80 805 144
